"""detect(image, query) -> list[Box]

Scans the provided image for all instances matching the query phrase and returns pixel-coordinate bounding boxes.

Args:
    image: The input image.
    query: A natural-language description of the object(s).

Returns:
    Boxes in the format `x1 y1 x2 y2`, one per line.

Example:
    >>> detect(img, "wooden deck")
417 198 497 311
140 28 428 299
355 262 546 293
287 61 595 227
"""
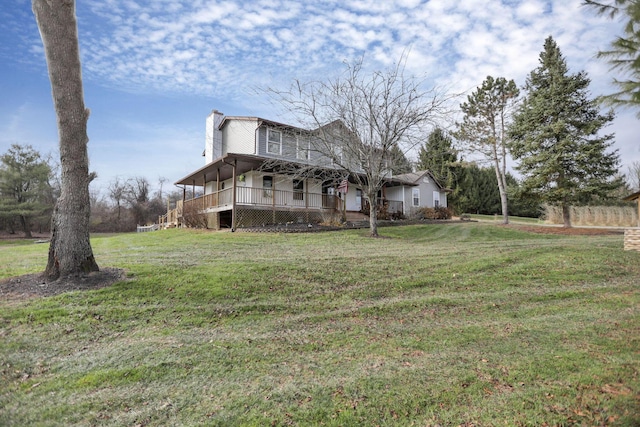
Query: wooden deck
159 186 344 229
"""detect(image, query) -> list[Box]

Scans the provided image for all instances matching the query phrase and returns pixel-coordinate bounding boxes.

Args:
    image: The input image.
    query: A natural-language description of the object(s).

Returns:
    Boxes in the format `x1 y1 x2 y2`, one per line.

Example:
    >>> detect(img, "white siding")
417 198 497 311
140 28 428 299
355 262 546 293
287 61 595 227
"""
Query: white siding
223 120 257 155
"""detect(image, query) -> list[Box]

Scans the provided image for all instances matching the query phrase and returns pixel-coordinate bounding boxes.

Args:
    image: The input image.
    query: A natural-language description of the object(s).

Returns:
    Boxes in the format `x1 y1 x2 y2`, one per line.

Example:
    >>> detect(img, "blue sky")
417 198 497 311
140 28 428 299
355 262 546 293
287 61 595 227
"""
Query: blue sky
1 0 637 197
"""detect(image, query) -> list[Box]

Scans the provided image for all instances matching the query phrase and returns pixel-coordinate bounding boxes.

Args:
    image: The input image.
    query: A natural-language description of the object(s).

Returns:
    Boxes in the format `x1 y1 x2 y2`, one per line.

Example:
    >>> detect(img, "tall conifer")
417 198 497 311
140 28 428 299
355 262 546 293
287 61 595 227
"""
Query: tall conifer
509 37 621 227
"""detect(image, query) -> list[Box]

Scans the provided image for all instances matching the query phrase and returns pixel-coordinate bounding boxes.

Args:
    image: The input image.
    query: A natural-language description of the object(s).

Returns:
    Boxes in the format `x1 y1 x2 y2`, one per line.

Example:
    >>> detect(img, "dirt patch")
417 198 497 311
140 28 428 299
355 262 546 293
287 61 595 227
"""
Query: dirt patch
0 268 127 301
508 224 624 236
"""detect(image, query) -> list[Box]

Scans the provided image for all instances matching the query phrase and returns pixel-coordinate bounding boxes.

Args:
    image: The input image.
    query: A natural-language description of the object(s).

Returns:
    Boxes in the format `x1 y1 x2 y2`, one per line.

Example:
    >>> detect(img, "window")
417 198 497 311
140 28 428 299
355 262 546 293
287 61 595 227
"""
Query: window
433 191 440 208
263 176 273 197
412 188 420 207
293 179 304 201
297 136 310 160
332 145 343 165
267 129 282 154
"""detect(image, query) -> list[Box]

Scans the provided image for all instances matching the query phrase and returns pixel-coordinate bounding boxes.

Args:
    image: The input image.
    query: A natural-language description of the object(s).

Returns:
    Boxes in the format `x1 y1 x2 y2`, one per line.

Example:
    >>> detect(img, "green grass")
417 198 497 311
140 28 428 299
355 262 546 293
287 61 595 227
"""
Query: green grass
468 213 544 224
1 224 638 426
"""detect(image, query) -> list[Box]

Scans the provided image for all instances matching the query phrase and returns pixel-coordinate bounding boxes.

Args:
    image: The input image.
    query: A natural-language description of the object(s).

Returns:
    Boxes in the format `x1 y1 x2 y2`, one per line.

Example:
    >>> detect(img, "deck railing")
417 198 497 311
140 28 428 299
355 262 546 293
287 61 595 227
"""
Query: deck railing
161 187 411 228
158 201 181 228
181 186 341 213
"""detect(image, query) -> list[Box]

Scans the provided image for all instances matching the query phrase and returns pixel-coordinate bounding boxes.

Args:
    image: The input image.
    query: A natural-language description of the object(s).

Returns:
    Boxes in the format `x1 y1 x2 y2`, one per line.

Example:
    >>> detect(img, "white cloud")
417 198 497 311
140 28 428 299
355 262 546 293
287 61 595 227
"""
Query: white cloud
6 0 638 178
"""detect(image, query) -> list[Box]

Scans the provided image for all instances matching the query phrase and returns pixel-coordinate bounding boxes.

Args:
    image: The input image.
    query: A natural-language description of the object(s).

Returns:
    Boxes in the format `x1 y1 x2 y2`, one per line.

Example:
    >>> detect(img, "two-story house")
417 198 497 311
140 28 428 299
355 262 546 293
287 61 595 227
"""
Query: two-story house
163 110 448 230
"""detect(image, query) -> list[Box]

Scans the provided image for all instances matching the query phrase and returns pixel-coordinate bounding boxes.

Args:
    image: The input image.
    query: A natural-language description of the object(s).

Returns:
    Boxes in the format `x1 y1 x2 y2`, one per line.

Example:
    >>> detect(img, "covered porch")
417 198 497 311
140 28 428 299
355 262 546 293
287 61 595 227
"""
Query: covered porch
160 153 345 230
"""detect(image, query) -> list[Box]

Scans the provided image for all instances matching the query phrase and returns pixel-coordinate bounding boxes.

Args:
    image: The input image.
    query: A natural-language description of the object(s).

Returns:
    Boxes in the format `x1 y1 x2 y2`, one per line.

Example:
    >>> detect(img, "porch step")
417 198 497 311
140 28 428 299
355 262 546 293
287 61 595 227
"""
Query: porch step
345 211 368 222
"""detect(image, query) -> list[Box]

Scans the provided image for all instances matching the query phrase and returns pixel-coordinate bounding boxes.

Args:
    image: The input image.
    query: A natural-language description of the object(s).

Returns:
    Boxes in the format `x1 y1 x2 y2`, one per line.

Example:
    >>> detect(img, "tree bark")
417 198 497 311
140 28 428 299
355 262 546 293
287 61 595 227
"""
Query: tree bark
366 190 379 237
562 203 572 228
33 0 99 280
492 148 509 225
20 215 33 239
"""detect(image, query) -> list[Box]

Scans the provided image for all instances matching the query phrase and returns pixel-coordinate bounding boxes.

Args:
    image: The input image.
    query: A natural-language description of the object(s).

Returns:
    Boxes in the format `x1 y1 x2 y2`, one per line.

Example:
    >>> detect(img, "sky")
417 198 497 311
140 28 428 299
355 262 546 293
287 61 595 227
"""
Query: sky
1 0 638 198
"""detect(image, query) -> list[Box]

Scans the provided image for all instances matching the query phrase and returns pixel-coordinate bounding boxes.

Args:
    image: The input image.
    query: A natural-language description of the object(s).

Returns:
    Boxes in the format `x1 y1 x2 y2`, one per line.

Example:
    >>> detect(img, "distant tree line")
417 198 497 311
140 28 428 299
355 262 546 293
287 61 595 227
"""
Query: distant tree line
0 144 202 235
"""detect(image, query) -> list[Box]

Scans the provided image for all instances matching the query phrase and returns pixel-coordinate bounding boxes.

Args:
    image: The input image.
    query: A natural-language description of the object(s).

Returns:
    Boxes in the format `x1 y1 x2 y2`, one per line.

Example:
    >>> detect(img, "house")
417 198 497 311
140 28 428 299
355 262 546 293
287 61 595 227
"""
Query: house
161 110 448 230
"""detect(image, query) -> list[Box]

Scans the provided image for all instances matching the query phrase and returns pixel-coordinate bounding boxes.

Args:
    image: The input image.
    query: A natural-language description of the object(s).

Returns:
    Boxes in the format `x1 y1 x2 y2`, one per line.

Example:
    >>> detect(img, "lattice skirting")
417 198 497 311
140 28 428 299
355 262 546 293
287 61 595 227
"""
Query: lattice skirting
199 207 341 229
235 207 337 228
624 228 640 251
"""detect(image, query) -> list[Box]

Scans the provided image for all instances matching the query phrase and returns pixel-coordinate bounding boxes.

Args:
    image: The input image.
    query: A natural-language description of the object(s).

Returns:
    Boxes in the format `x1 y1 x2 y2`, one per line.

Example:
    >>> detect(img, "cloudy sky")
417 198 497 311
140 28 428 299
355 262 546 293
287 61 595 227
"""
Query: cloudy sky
1 0 637 196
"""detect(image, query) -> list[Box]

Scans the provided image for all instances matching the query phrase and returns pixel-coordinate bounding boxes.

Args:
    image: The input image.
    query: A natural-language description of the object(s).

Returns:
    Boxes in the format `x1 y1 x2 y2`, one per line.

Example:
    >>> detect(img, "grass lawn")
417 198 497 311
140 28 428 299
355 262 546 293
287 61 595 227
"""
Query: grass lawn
468 214 544 224
1 223 638 426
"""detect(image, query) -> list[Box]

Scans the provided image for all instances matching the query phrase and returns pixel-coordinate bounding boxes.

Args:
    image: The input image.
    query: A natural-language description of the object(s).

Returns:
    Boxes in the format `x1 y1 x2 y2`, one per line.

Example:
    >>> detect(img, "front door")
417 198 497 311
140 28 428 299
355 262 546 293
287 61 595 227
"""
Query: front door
356 189 362 211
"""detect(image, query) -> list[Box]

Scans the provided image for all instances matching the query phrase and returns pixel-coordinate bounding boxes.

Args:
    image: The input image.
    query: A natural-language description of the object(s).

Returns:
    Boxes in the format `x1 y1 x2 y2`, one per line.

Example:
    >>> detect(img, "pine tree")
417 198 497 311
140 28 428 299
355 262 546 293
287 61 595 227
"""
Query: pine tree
416 127 458 184
583 0 640 116
0 144 54 237
416 128 469 212
509 36 622 227
455 76 519 224
389 143 413 175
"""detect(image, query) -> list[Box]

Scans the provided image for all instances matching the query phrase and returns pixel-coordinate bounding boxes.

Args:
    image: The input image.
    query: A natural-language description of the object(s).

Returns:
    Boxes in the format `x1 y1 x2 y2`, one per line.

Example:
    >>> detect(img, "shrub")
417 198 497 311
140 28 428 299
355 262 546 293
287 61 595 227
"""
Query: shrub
415 206 452 220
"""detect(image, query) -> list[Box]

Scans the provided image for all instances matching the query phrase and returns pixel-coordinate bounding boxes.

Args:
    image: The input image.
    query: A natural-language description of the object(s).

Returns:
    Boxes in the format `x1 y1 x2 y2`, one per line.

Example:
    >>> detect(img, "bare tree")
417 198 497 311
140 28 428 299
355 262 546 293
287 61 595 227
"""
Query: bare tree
125 177 151 226
628 160 640 191
157 176 168 200
33 0 99 280
108 177 127 222
271 56 452 236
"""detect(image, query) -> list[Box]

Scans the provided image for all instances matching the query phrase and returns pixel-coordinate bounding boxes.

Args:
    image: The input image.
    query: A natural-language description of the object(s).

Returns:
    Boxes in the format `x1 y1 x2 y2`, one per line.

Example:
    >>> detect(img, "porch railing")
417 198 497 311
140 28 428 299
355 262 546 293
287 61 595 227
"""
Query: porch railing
362 198 404 217
180 186 342 214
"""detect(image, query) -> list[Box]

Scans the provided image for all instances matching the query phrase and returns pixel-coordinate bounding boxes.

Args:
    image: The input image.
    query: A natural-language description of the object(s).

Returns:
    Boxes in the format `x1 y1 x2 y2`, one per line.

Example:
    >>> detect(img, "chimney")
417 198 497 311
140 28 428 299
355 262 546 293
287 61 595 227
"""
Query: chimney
205 109 224 163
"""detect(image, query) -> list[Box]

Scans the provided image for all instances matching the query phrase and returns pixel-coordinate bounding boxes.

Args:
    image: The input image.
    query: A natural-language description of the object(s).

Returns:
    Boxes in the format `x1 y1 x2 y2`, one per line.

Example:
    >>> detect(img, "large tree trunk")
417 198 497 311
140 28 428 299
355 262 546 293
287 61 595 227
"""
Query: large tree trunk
19 215 33 239
366 190 379 237
492 143 509 225
562 203 572 228
33 0 99 280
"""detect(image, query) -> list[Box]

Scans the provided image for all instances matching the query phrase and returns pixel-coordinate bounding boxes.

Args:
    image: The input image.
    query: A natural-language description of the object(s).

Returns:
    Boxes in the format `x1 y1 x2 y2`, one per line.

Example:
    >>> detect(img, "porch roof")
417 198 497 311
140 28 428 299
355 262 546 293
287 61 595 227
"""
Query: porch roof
624 190 640 202
174 153 268 186
174 152 419 188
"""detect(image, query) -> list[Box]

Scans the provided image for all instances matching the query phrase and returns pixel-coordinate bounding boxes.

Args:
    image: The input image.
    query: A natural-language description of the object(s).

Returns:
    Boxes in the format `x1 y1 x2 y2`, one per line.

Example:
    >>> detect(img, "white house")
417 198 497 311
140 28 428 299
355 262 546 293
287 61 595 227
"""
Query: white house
163 110 448 230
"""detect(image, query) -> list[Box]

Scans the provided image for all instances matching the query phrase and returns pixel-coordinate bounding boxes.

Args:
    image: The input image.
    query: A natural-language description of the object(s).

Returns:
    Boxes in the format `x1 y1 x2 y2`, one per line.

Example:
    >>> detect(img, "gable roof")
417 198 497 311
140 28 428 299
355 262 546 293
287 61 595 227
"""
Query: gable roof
394 170 445 189
218 115 308 134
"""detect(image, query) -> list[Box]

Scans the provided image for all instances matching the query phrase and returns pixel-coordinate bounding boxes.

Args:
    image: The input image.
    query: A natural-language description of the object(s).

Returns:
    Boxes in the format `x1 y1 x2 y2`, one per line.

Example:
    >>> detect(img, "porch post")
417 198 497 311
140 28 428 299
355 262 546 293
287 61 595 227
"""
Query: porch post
272 175 276 223
231 159 237 230
305 178 309 223
216 168 220 209
203 173 207 210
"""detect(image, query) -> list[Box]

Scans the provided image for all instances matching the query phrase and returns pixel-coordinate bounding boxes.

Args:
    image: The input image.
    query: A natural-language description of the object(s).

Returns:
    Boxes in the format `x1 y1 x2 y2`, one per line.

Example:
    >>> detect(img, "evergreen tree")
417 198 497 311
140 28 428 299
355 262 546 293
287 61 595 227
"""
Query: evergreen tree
509 36 622 227
389 143 413 175
416 127 458 184
453 165 495 215
0 144 54 237
584 0 640 116
416 128 469 212
455 76 519 224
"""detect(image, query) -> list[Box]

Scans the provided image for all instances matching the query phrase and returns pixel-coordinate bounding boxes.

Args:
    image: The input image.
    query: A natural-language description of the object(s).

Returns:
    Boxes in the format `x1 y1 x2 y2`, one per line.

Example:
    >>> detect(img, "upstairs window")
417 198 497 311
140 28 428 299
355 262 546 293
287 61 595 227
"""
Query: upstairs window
332 145 343 165
297 136 310 160
267 129 282 155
